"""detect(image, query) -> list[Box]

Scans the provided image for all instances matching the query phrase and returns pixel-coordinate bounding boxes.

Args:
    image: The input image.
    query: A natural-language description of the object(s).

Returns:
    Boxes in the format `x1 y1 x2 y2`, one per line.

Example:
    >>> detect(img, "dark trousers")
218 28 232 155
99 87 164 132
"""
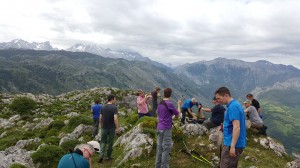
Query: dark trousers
93 118 99 138
138 112 152 119
220 146 244 168
152 102 158 116
181 108 188 124
100 128 115 159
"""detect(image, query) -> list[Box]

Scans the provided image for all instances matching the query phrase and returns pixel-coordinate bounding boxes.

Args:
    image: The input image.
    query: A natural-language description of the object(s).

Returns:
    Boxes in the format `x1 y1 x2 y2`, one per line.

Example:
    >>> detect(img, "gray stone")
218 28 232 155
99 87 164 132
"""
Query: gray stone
181 123 208 136
114 124 154 166
59 124 93 145
259 137 287 157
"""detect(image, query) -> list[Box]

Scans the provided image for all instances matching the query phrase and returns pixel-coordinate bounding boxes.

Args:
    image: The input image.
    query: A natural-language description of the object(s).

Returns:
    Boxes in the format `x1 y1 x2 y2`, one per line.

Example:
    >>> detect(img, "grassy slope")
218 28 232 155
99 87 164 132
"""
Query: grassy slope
0 89 294 168
261 101 300 154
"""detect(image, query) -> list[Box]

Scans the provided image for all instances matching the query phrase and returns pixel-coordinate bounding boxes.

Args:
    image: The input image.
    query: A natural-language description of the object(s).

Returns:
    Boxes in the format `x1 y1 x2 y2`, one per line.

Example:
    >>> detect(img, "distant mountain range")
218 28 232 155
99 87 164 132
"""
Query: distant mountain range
0 39 151 62
175 58 300 98
1 41 300 154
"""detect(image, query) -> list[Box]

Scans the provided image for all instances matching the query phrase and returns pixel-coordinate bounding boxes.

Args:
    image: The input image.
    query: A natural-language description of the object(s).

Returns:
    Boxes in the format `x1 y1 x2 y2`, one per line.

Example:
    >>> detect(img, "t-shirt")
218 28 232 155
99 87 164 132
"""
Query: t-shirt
223 99 246 148
251 99 260 111
246 106 263 124
181 99 199 109
210 104 225 125
100 104 118 129
151 91 158 104
91 103 102 119
157 100 179 130
137 96 148 114
57 153 89 168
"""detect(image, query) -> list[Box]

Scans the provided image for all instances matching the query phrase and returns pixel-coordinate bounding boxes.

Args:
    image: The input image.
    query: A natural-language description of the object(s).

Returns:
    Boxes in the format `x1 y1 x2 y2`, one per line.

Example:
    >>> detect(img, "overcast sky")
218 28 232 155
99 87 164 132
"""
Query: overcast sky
1 0 300 68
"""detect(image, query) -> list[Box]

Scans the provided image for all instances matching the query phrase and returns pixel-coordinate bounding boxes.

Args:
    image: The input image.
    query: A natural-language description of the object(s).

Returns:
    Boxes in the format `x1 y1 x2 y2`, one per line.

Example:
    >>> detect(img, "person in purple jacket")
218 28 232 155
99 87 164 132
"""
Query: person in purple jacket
155 88 181 168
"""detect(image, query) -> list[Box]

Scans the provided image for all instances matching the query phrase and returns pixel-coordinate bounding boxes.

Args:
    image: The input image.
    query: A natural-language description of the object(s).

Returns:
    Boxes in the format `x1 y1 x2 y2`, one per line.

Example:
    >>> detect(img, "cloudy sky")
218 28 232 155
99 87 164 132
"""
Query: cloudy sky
1 0 300 68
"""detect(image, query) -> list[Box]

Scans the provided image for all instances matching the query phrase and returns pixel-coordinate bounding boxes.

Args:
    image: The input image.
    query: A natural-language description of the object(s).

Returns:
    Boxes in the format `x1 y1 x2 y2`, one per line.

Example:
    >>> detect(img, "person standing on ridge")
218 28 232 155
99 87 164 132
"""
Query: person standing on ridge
151 87 161 116
98 95 120 163
155 88 181 168
91 100 102 139
215 87 246 168
137 89 152 119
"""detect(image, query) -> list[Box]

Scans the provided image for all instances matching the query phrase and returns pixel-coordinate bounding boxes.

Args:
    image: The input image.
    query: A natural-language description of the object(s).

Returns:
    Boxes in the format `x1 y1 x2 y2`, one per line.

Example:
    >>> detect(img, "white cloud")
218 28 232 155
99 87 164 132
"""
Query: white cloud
1 0 300 68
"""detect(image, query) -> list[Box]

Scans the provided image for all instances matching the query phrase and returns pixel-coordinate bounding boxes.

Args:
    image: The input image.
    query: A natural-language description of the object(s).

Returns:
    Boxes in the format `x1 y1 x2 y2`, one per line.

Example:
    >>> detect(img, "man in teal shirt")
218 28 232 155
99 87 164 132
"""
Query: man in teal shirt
58 144 94 168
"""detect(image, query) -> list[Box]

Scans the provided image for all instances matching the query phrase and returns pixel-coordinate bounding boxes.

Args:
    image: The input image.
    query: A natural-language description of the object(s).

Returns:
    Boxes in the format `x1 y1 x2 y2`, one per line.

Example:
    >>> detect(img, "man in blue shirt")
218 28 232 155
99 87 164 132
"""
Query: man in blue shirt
215 87 246 168
91 100 102 138
180 98 202 125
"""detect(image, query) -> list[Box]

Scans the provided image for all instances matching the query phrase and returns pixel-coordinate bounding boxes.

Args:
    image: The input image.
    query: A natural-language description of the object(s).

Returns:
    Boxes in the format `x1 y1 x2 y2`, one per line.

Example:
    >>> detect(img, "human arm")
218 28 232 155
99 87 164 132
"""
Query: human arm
257 107 262 114
99 114 102 129
188 108 197 120
230 120 241 157
114 114 120 133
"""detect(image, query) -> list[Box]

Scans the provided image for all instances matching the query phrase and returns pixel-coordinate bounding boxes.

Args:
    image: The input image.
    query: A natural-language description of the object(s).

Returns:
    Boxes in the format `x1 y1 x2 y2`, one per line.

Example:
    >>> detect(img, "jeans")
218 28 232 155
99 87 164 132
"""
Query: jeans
155 129 172 168
93 118 99 138
100 128 115 159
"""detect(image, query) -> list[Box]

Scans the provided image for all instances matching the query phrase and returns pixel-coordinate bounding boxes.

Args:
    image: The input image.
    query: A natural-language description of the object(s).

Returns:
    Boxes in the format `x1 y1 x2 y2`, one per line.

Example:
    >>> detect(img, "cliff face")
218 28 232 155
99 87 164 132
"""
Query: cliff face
0 88 298 168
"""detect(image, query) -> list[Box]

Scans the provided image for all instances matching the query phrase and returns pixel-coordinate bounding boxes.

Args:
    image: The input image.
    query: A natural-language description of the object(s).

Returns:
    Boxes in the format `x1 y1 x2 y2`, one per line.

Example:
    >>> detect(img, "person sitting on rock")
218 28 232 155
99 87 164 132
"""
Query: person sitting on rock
243 100 267 135
200 96 225 129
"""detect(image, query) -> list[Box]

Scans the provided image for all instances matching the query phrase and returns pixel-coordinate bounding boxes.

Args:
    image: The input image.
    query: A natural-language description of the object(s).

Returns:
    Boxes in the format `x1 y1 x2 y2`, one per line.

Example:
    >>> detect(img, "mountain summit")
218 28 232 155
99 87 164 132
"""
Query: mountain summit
67 43 150 61
0 39 54 50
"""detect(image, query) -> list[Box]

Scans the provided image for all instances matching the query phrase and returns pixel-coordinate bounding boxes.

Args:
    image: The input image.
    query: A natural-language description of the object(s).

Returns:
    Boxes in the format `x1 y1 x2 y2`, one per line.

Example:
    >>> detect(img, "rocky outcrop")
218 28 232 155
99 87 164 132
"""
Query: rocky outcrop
114 124 154 166
32 117 54 130
59 124 93 145
0 138 41 168
286 159 300 168
181 123 208 136
0 115 21 129
257 137 287 157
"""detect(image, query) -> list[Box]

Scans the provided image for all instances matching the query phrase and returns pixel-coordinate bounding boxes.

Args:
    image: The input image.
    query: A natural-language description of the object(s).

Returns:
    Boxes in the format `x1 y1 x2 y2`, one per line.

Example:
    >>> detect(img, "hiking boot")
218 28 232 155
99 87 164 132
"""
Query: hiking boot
98 157 103 163
106 157 113 161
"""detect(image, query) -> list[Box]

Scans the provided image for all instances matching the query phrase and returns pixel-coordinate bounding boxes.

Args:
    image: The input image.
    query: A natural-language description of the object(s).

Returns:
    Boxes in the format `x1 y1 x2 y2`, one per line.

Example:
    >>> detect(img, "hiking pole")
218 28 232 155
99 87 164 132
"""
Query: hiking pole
173 123 214 167
191 150 214 166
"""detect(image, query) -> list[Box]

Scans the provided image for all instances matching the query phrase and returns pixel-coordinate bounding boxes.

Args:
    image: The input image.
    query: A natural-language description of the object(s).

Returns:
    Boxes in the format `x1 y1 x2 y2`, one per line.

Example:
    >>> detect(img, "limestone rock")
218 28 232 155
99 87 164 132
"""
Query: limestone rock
259 137 287 156
32 117 53 130
114 124 154 166
65 112 79 117
59 124 93 145
181 123 208 136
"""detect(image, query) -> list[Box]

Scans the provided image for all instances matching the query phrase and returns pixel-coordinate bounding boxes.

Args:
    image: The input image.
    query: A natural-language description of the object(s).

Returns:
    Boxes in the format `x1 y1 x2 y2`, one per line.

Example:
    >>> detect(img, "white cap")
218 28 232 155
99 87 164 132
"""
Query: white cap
87 141 100 152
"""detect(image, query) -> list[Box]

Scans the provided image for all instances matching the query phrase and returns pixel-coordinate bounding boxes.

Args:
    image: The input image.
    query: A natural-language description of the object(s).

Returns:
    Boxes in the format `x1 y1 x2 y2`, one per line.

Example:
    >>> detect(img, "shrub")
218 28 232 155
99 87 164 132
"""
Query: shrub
172 126 186 142
60 139 81 152
9 163 27 168
43 137 60 145
9 97 37 115
46 129 59 137
31 145 64 168
48 120 65 130
125 113 139 126
68 116 92 130
137 116 158 129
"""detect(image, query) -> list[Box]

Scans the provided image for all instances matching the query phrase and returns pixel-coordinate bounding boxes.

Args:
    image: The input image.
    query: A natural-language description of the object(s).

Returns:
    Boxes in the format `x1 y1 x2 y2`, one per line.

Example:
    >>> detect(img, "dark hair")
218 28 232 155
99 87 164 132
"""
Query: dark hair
246 93 253 98
155 87 161 91
212 96 217 100
164 88 172 98
215 87 231 97
95 100 100 104
107 95 115 102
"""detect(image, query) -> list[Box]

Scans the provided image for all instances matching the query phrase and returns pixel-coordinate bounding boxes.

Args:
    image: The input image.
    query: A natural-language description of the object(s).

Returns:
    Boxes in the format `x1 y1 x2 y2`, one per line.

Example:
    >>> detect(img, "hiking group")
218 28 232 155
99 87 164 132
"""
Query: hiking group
58 86 266 168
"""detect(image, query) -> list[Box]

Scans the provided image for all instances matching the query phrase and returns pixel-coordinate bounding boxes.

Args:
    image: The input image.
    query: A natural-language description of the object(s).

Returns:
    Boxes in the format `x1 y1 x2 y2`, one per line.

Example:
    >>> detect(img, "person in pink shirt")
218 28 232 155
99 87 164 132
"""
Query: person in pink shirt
137 89 152 118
